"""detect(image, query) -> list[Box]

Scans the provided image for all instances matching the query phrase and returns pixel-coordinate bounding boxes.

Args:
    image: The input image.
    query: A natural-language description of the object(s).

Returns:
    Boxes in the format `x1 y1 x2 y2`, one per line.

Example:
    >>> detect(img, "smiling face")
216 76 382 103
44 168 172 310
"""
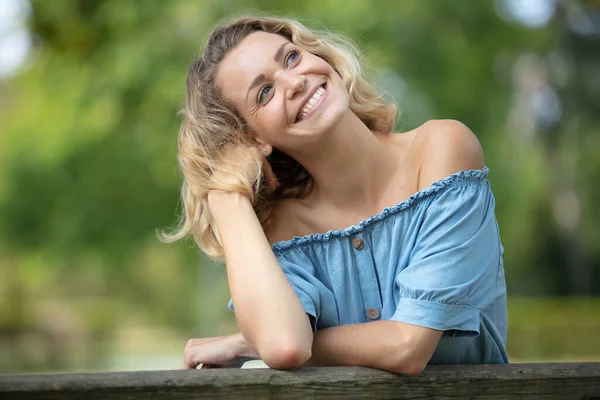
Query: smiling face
216 31 349 150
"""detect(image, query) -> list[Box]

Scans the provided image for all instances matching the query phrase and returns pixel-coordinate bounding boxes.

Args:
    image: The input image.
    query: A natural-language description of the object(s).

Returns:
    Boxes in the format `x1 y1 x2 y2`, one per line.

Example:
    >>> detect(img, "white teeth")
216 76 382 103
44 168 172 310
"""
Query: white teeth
299 85 325 119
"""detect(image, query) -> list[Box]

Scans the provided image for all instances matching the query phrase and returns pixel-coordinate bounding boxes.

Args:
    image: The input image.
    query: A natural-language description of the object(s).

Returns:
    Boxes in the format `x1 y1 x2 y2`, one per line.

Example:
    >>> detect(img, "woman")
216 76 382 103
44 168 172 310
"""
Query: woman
163 15 508 375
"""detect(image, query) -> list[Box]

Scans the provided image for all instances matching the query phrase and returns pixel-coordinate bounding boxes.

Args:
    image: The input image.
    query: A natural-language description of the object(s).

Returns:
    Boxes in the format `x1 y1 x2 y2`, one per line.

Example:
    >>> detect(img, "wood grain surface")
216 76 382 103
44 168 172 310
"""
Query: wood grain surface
1 363 599 399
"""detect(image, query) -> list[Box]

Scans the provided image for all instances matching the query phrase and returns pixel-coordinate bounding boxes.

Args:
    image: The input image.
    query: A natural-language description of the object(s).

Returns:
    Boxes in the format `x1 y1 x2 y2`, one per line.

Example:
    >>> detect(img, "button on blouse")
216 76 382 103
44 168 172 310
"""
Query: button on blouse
351 237 364 250
366 307 380 320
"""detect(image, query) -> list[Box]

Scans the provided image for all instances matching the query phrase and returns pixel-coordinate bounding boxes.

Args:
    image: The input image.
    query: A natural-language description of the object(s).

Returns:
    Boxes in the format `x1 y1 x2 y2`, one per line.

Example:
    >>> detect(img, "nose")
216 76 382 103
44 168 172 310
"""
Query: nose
275 70 305 99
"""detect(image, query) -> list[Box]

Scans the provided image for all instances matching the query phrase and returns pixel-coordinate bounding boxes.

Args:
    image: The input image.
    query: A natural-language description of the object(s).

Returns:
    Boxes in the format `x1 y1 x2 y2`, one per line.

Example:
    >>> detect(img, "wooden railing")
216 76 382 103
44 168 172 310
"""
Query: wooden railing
1 363 600 399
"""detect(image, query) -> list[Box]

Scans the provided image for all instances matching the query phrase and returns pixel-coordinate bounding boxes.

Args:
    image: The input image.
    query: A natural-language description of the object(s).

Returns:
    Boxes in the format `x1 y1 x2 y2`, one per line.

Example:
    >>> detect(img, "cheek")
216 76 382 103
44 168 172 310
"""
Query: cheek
265 99 289 125
249 106 288 135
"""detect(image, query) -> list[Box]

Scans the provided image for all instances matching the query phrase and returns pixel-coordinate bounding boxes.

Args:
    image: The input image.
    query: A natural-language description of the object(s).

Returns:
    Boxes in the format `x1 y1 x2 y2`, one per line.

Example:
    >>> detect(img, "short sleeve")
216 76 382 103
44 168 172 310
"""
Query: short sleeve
228 256 332 333
390 180 502 336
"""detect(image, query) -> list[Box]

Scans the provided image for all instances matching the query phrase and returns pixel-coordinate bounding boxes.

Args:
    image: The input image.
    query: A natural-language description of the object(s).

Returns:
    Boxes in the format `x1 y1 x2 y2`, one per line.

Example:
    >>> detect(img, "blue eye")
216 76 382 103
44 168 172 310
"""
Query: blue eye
286 49 301 67
258 85 272 104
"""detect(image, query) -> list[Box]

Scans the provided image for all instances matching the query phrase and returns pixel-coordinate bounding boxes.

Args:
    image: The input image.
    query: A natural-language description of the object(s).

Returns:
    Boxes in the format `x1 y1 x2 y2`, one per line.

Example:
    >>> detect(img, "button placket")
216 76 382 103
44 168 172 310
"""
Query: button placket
349 236 383 322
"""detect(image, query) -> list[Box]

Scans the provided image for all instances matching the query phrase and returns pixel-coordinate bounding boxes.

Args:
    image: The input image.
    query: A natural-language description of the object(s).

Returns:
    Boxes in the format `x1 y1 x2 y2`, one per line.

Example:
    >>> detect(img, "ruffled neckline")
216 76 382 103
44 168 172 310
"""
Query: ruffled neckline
270 167 490 252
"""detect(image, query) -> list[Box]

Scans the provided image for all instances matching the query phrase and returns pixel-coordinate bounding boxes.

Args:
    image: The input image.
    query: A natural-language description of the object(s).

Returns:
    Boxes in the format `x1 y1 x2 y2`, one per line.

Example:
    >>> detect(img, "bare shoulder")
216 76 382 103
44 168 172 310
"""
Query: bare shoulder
414 119 484 190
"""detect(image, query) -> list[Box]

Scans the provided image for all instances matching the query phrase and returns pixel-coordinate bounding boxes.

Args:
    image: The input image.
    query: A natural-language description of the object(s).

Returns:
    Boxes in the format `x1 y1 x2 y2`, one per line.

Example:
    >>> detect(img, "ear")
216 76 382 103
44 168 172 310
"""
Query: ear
249 131 273 156
259 143 273 157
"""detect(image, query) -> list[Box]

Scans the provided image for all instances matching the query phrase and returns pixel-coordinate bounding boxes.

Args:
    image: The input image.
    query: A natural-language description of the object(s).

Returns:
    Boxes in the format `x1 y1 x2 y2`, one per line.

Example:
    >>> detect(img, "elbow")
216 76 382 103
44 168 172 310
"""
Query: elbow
394 360 427 376
260 340 312 370
389 338 430 376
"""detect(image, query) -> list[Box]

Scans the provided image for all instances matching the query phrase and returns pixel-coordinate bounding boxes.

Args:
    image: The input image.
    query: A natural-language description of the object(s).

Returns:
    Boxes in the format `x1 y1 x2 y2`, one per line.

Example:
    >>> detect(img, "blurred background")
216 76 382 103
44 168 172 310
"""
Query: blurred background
0 0 599 374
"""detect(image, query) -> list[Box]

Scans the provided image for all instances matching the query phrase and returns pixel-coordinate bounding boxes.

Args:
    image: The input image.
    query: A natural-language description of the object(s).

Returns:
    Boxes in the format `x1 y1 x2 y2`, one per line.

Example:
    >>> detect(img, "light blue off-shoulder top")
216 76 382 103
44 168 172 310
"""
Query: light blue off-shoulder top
229 168 508 365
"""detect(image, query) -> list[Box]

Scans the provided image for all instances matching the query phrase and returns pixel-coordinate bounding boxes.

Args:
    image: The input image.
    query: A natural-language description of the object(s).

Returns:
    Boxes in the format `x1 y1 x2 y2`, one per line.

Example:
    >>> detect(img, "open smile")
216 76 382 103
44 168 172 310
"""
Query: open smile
296 83 327 123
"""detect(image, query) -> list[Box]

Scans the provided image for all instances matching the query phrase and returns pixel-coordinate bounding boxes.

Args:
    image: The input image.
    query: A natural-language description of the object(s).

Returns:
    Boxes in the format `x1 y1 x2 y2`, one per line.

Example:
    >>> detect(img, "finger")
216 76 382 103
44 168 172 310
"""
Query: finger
186 337 223 346
182 337 223 369
181 351 204 369
180 358 197 370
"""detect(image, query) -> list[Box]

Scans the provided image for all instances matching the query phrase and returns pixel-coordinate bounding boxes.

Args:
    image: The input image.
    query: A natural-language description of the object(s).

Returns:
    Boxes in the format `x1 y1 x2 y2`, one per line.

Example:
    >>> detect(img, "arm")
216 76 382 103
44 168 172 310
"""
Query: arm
181 321 440 374
209 190 313 369
306 321 442 376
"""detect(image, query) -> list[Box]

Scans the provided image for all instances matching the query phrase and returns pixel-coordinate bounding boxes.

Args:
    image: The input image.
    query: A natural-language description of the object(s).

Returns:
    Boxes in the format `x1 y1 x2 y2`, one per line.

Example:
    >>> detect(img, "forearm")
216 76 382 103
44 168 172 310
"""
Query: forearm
306 321 435 376
209 191 312 365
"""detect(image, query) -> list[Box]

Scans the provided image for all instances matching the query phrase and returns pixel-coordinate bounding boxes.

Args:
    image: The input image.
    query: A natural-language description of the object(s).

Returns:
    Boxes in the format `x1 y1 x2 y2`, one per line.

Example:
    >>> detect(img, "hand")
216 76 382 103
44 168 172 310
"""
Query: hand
181 332 259 370
210 145 280 196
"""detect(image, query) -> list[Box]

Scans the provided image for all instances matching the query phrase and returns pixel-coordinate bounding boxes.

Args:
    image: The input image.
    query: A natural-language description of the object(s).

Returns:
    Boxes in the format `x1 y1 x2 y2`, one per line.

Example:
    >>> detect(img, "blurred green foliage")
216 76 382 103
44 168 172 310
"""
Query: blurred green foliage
507 297 600 361
0 0 599 372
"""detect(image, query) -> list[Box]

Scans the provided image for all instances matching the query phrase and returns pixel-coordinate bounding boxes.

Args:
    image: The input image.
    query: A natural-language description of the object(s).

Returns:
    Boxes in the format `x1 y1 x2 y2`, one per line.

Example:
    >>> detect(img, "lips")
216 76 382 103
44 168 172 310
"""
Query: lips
296 83 327 122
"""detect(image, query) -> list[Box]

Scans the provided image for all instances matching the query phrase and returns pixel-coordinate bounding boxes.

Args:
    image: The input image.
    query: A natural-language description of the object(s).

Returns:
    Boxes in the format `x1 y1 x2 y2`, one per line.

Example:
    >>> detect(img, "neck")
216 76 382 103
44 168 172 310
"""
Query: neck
287 112 400 211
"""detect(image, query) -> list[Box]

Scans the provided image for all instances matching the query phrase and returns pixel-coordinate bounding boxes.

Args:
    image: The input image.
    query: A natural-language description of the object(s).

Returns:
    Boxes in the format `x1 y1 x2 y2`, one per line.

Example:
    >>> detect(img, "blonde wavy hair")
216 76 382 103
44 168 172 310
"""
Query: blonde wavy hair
160 15 397 260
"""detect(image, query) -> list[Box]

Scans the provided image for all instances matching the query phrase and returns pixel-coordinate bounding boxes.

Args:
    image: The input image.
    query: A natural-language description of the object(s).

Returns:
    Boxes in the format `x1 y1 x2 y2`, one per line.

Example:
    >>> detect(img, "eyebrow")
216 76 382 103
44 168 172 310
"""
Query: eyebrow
273 42 289 63
245 42 290 102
